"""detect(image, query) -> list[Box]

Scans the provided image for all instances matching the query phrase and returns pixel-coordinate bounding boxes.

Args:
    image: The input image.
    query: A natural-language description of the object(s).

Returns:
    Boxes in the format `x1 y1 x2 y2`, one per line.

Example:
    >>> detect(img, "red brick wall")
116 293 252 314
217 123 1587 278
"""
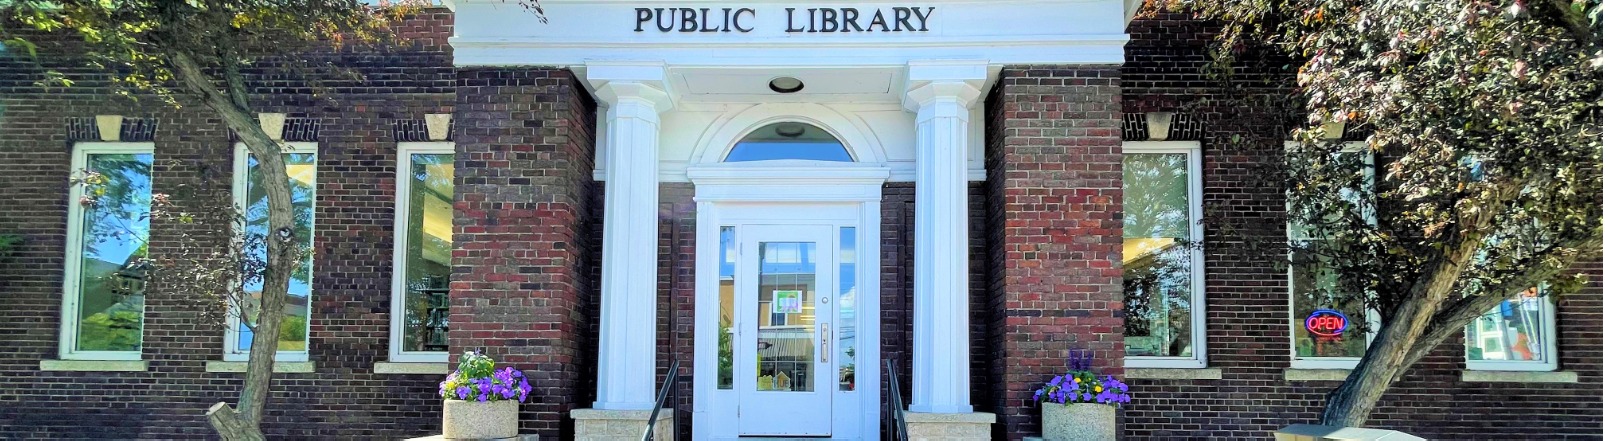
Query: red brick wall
1118 13 1604 440
984 66 1127 440
0 11 465 439
451 67 598 439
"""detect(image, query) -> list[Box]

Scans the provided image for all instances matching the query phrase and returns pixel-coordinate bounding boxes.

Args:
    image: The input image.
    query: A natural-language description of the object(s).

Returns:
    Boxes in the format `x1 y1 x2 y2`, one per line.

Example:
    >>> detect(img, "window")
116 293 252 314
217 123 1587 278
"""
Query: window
1288 142 1376 369
226 143 317 362
61 143 155 360
724 122 852 162
390 143 454 363
1464 289 1558 372
1122 141 1206 368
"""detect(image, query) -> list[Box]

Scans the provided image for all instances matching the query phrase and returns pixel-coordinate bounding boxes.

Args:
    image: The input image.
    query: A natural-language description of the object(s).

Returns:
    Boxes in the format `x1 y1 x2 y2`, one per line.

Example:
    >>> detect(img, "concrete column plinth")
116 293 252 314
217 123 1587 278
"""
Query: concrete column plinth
905 411 996 441
571 408 674 441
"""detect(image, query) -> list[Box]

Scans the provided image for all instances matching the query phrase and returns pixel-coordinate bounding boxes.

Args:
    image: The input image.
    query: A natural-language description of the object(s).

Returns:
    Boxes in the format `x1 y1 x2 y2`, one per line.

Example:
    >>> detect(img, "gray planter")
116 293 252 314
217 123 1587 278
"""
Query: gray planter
1041 402 1116 441
442 399 519 440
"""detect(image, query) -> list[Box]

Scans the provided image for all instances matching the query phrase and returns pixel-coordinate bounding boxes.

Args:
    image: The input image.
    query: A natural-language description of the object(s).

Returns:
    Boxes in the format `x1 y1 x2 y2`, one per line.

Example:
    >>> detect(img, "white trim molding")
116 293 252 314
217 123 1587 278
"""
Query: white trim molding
388 142 455 364
224 142 319 363
60 142 156 362
1121 141 1209 369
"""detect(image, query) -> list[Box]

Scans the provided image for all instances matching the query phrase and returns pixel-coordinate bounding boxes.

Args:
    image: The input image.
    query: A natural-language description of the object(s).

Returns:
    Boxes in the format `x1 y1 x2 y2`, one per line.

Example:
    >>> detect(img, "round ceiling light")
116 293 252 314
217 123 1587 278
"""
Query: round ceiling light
774 123 807 138
768 77 805 94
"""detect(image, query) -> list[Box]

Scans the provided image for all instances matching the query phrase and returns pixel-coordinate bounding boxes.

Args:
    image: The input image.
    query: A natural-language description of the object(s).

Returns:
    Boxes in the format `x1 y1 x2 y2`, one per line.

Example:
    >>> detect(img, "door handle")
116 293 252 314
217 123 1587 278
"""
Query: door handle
820 323 830 363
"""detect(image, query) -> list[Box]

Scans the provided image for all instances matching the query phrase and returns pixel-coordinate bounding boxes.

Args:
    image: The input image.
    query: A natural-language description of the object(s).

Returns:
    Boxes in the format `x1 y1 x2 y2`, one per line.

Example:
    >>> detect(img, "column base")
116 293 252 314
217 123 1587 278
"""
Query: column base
571 408 674 441
904 411 995 441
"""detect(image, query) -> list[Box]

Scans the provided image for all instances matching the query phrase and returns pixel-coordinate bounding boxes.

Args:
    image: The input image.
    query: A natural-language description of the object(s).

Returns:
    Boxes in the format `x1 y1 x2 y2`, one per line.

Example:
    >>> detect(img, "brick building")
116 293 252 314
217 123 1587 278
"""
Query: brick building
0 2 1598 440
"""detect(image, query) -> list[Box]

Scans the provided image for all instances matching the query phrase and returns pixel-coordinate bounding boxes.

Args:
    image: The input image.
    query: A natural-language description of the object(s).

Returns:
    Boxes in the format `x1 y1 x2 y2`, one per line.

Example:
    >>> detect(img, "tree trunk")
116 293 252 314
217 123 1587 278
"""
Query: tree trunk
1319 236 1483 427
169 49 296 440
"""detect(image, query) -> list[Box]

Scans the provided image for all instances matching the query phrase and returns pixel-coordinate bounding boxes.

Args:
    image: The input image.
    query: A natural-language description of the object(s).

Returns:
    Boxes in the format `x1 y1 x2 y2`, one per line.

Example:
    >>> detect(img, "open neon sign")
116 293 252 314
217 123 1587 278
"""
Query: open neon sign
1304 309 1350 338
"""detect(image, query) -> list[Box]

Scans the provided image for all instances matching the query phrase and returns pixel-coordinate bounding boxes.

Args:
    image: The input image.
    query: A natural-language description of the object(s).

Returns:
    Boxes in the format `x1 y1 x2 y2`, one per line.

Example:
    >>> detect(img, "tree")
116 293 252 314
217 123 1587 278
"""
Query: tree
2 1 422 439
1164 0 1602 428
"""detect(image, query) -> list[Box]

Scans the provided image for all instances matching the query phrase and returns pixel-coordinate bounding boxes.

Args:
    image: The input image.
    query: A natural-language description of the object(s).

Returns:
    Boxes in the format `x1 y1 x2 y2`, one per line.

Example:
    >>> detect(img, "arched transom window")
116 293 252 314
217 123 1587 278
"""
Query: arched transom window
724 122 853 162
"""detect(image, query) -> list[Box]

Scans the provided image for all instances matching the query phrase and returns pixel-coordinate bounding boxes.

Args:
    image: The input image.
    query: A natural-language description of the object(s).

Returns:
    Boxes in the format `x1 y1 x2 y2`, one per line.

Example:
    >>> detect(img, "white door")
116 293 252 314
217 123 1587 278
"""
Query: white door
736 224 835 436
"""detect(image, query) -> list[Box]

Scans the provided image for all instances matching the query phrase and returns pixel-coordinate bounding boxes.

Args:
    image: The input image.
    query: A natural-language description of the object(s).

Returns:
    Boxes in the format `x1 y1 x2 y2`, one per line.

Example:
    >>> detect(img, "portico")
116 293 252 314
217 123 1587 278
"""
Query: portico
446 0 1131 438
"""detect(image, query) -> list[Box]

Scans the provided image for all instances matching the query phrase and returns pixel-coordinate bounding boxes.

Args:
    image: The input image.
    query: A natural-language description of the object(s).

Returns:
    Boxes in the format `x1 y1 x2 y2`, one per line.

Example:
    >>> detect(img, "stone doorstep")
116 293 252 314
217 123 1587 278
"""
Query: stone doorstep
904 412 996 441
403 435 538 441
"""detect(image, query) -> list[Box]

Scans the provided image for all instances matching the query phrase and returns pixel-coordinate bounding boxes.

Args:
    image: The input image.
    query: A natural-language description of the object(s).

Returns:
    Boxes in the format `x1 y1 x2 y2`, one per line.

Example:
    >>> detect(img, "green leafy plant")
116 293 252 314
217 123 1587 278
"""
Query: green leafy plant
0 234 20 260
438 351 532 402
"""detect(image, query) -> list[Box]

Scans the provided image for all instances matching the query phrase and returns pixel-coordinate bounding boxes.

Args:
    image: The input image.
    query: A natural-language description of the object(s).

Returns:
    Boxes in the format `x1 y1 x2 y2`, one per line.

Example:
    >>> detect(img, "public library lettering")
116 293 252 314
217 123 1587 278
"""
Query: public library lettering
634 6 935 33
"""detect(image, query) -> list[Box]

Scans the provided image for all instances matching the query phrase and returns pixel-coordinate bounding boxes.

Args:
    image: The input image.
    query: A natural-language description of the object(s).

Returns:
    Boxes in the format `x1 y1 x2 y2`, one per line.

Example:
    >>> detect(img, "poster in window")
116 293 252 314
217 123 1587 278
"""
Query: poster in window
772 290 802 314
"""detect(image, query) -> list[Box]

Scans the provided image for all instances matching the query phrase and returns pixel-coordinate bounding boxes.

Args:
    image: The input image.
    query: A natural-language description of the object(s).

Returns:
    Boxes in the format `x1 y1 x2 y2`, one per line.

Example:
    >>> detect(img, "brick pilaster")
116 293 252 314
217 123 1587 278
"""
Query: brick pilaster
985 66 1124 440
451 67 598 439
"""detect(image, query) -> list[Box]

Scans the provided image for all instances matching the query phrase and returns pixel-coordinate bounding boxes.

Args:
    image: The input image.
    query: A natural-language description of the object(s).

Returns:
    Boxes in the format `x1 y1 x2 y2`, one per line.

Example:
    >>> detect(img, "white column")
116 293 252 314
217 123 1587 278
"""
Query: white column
591 72 672 411
904 63 985 414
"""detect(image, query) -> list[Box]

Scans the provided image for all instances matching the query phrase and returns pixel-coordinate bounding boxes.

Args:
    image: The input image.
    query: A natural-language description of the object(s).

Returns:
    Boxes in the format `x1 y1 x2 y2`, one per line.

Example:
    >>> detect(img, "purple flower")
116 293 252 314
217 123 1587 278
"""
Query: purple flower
456 386 470 400
477 393 488 402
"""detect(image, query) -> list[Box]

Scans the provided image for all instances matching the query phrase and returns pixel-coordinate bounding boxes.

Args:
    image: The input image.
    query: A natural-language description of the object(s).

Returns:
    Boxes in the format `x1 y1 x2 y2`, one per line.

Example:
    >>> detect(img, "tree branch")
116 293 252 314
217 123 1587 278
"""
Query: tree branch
1390 233 1601 381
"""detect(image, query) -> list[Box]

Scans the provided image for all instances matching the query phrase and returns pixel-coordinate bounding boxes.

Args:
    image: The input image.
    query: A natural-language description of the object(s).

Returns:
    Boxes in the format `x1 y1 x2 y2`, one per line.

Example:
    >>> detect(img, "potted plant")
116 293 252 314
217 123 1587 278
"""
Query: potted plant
1032 350 1130 441
437 351 532 439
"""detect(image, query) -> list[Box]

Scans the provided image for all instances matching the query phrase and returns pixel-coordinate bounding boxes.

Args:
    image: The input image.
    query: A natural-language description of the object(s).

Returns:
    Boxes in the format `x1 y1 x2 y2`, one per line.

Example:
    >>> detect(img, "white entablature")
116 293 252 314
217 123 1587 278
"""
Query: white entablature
444 0 1131 67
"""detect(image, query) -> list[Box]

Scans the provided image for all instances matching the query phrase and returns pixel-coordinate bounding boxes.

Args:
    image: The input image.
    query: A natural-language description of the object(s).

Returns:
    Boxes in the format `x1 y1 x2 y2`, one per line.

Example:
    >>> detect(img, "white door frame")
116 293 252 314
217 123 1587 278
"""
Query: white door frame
690 163 888 441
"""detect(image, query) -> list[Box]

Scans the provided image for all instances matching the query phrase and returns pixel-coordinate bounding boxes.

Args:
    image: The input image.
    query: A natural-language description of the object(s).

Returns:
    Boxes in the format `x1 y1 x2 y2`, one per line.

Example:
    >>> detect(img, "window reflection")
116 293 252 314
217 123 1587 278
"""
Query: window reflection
401 153 454 353
756 241 816 392
75 153 154 352
238 153 316 352
1466 287 1548 363
718 226 735 390
725 122 852 162
838 227 856 391
1122 153 1195 358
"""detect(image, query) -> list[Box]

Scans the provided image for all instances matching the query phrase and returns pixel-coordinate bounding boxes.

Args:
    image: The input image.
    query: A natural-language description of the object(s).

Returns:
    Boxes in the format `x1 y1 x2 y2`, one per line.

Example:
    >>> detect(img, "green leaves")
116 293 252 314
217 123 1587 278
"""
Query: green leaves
1170 0 1600 330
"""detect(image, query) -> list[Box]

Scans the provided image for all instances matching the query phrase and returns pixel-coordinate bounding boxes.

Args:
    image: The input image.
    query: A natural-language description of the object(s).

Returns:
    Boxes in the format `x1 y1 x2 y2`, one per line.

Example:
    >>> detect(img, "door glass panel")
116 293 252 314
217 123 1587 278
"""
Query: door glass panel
718 226 735 390
838 227 856 391
756 241 816 392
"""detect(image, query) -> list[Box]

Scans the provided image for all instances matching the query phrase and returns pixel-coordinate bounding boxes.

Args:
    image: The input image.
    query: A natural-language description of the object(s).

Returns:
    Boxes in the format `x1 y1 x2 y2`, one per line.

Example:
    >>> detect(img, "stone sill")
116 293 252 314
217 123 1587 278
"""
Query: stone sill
1462 370 1578 383
375 362 450 375
39 359 148 372
205 361 316 373
1127 367 1222 380
1284 369 1351 382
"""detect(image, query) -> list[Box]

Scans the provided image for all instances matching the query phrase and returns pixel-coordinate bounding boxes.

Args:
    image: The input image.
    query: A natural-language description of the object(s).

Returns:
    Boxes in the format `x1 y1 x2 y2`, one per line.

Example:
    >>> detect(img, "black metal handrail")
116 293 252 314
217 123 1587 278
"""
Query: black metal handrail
642 359 681 441
885 359 909 441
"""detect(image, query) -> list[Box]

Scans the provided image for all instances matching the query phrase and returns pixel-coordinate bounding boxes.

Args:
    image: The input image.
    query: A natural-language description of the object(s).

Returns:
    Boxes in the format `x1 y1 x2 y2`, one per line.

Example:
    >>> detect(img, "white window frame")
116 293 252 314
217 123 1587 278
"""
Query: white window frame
388 142 454 363
1286 141 1380 370
60 142 156 361
1464 287 1559 372
1122 141 1208 369
224 142 318 362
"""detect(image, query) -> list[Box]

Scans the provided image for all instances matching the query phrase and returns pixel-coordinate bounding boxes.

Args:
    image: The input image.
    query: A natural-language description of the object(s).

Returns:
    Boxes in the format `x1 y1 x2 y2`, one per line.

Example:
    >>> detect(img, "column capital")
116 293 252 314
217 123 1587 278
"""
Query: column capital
903 60 989 112
585 61 674 113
